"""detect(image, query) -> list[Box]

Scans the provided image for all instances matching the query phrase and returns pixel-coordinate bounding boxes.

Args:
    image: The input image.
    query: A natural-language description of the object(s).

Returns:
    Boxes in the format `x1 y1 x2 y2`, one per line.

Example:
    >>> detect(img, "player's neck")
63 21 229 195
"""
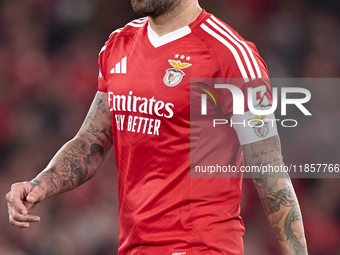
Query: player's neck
148 1 202 37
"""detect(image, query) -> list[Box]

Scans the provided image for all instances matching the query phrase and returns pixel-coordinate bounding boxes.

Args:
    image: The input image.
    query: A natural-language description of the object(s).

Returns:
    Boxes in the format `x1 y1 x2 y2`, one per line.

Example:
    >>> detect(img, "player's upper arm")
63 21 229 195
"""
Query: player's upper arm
242 135 283 167
76 31 118 152
76 92 113 154
98 29 120 92
206 21 278 145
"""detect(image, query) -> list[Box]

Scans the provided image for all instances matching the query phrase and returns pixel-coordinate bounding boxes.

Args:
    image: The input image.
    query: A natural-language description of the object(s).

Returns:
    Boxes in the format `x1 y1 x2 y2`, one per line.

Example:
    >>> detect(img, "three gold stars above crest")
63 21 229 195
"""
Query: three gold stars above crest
175 54 191 61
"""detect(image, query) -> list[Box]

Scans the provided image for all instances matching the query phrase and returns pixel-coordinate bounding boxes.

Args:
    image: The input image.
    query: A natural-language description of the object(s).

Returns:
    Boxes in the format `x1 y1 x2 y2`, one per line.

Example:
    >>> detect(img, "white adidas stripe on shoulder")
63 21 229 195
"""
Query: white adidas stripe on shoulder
131 17 148 23
206 18 256 79
127 17 148 27
201 23 249 82
127 23 144 28
100 18 147 55
210 16 262 78
109 28 123 37
99 45 107 54
99 28 123 55
201 16 263 81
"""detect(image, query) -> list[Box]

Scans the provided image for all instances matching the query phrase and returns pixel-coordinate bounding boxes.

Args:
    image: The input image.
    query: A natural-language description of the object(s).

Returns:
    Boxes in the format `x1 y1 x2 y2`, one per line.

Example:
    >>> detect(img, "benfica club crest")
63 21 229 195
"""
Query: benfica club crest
254 122 269 138
164 59 192 87
248 115 270 138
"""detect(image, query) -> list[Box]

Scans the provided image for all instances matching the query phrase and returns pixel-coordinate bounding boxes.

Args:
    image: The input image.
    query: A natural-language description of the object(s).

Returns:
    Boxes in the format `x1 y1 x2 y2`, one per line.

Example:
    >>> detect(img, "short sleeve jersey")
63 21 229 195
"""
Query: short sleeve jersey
98 10 272 255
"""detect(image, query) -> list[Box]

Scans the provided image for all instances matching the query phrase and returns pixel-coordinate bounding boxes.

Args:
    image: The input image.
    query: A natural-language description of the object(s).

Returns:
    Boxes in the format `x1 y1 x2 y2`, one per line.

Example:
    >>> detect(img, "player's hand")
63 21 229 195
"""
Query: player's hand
6 181 46 228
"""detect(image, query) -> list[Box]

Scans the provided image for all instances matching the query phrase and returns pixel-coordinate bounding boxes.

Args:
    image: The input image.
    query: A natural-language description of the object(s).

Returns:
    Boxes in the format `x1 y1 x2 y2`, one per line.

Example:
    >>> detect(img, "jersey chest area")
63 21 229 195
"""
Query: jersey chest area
105 37 212 128
106 55 193 99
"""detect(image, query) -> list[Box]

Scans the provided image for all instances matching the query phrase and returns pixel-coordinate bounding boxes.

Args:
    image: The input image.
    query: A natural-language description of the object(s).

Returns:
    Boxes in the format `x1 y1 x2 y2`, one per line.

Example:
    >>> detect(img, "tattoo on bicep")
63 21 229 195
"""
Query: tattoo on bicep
95 97 108 114
86 124 105 143
243 136 282 164
101 128 111 140
86 124 113 144
95 98 103 106
84 112 94 125
84 97 107 125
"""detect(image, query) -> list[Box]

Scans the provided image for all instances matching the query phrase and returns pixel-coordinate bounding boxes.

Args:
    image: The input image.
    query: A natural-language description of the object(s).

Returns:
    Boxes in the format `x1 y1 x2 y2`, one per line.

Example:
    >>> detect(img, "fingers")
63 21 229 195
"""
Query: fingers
6 182 43 228
24 200 39 213
6 189 27 215
25 186 45 212
8 206 40 228
26 190 41 203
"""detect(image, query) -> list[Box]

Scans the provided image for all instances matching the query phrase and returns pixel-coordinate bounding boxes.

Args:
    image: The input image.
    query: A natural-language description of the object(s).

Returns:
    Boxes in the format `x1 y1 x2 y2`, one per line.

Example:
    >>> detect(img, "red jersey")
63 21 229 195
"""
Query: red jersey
98 10 270 255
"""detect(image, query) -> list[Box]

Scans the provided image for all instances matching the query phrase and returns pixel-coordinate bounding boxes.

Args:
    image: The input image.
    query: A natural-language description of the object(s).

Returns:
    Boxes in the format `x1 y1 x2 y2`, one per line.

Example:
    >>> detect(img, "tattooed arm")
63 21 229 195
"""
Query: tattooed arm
6 91 113 228
242 136 308 255
33 91 113 196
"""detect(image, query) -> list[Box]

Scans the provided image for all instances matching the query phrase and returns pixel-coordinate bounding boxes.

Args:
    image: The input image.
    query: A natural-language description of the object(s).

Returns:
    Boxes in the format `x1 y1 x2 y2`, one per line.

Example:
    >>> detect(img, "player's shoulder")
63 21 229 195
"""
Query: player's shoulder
193 12 257 52
113 17 148 38
192 11 267 79
99 17 148 54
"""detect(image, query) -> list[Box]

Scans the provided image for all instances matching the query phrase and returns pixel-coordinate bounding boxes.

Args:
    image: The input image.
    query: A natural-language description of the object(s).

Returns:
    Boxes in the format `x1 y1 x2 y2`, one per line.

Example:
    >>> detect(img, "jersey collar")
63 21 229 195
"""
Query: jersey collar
147 24 191 48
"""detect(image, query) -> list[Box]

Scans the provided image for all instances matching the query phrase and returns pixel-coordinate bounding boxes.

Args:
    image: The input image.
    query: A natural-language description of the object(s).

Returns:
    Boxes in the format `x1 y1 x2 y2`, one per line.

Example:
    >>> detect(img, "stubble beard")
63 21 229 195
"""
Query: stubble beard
131 0 179 18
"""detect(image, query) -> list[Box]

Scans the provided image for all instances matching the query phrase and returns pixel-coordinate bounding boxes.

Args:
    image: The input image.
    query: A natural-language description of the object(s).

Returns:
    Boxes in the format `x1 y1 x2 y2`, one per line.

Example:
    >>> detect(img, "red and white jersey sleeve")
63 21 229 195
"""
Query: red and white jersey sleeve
196 15 277 144
199 15 269 80
98 28 123 92
197 15 272 113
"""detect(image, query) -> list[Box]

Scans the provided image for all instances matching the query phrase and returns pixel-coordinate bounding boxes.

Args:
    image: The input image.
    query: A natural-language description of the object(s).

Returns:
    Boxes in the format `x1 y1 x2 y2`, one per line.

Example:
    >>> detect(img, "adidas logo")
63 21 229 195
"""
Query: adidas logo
110 56 127 74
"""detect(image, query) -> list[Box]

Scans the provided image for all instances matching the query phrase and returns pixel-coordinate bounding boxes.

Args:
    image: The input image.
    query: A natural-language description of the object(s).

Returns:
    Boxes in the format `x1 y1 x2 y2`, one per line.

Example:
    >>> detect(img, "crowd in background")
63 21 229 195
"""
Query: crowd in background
0 0 339 254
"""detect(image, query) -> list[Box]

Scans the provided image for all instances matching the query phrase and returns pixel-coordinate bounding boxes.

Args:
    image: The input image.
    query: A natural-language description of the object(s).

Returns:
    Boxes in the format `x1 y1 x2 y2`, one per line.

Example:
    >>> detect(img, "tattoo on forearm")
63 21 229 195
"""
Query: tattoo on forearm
47 168 59 190
243 136 307 254
35 93 112 198
255 181 306 255
30 180 43 189
41 139 105 197
265 187 296 214
285 207 306 254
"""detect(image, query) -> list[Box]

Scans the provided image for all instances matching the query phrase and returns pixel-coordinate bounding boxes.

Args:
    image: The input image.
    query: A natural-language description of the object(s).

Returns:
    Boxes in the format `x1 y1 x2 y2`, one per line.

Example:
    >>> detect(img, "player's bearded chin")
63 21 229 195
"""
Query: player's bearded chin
131 0 178 18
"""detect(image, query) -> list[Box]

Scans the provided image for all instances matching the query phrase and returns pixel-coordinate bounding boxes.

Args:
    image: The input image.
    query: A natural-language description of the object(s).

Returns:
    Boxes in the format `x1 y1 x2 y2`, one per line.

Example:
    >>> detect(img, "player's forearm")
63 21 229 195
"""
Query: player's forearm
31 92 113 199
242 136 308 255
31 134 109 198
254 175 307 254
